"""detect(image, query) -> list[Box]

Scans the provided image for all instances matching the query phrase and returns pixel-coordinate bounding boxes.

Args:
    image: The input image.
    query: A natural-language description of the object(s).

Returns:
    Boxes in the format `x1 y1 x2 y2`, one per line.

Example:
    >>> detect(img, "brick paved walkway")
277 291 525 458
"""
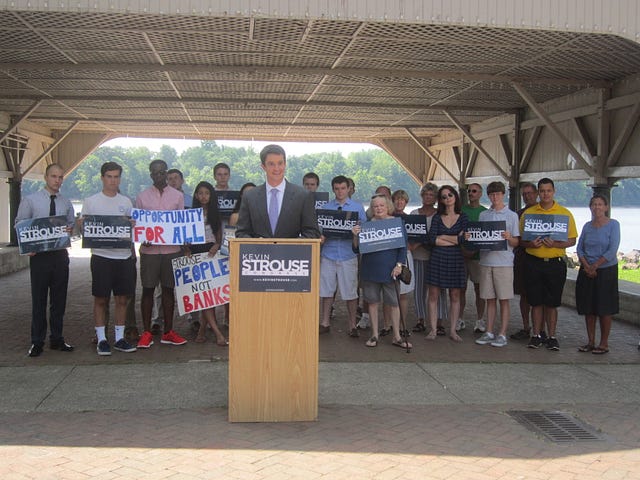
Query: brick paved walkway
1 243 639 479
1 403 639 479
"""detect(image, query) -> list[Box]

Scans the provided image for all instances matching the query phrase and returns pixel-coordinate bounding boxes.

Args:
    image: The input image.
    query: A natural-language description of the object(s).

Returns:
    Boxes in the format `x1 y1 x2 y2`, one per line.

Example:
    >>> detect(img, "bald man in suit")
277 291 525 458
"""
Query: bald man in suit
236 144 320 239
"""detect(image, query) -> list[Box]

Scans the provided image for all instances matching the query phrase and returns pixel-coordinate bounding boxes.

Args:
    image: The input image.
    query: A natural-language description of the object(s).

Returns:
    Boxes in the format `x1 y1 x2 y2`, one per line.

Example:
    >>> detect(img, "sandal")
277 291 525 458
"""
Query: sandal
349 328 360 338
216 339 229 347
592 347 609 354
449 334 463 343
578 344 594 352
379 328 391 337
365 336 378 347
412 322 426 332
392 339 412 349
425 331 437 340
436 325 446 336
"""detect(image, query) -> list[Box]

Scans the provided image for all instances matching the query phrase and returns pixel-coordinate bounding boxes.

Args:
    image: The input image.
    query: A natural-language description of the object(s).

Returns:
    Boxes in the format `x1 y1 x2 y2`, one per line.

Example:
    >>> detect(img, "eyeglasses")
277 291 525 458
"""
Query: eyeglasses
467 189 479 193
440 193 455 200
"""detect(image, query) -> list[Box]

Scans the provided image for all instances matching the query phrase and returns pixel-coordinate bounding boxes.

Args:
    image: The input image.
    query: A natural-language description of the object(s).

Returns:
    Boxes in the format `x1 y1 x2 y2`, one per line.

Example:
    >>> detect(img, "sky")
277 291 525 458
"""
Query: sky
102 137 381 156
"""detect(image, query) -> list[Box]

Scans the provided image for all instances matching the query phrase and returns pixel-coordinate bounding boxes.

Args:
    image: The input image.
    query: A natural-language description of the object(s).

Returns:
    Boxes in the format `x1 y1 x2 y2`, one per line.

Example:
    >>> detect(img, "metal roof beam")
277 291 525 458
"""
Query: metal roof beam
405 128 459 184
443 110 510 180
0 63 608 88
512 82 596 177
0 95 513 113
0 99 43 145
22 120 80 175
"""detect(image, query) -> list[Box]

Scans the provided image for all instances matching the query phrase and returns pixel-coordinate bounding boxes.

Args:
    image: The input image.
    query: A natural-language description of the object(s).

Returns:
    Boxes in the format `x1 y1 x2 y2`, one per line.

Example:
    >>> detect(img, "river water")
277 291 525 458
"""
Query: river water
405 205 639 254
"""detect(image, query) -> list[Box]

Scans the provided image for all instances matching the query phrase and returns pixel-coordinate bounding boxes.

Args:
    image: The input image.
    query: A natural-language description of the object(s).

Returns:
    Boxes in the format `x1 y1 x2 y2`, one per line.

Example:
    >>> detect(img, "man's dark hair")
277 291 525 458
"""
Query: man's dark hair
213 162 230 174
303 172 320 185
45 163 63 175
259 144 286 165
486 181 505 194
101 161 122 176
331 175 349 188
149 159 167 171
537 177 555 189
167 168 183 179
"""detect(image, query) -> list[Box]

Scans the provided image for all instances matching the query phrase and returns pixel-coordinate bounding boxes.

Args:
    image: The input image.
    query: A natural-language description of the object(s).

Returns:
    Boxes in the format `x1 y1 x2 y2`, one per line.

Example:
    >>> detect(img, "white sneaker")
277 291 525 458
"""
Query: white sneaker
474 319 486 333
357 313 370 329
491 335 508 347
455 319 466 331
475 332 495 345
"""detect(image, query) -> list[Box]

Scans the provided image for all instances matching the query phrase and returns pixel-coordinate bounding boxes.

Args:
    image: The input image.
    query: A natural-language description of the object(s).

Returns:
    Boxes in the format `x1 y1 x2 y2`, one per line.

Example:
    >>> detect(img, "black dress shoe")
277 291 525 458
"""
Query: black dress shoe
28 344 43 357
50 341 74 352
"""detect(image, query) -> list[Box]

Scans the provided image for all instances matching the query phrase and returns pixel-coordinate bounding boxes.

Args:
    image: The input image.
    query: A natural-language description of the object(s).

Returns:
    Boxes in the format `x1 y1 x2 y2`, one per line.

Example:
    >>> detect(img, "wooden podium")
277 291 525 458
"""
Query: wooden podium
228 238 320 422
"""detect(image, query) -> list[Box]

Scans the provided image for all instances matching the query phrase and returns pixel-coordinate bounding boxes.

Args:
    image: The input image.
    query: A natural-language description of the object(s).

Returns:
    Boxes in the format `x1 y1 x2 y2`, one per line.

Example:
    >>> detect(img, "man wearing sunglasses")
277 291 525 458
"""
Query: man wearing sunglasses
460 183 487 334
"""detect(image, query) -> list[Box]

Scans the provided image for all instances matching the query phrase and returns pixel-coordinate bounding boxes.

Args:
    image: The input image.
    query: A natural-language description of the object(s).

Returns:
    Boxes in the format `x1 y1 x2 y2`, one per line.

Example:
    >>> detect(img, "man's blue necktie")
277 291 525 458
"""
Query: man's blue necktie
268 188 279 233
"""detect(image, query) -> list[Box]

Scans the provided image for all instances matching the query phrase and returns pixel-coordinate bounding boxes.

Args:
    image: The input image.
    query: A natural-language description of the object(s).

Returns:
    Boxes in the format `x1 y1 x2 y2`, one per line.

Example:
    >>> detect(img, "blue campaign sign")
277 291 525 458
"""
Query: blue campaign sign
358 217 406 254
463 220 507 251
216 191 241 218
403 214 428 242
15 216 71 254
82 215 132 249
238 243 312 293
316 209 359 239
313 192 329 209
522 214 569 241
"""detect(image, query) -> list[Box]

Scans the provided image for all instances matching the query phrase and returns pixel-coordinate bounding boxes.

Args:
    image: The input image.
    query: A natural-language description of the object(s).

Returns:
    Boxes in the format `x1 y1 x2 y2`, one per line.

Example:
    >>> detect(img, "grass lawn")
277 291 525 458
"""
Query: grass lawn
619 262 640 283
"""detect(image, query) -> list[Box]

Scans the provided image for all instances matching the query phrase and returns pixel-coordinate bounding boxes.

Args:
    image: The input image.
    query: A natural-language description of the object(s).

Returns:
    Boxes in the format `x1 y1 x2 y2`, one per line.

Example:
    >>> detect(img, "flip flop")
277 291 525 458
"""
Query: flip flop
592 347 609 354
365 336 378 347
392 340 412 349
578 344 594 352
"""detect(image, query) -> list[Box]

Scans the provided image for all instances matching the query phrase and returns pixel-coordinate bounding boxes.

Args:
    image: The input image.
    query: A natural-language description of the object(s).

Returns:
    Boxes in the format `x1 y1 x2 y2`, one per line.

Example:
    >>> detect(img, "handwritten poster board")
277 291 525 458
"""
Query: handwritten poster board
131 208 205 245
172 252 230 315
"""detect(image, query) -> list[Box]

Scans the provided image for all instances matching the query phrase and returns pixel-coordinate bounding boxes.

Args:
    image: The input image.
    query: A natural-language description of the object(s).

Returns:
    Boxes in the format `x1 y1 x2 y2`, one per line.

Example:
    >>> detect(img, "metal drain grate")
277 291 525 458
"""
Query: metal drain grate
508 410 605 443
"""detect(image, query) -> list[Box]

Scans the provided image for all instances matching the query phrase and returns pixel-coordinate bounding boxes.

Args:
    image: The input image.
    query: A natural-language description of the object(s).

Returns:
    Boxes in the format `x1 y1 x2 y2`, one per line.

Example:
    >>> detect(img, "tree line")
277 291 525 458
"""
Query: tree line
21 140 640 207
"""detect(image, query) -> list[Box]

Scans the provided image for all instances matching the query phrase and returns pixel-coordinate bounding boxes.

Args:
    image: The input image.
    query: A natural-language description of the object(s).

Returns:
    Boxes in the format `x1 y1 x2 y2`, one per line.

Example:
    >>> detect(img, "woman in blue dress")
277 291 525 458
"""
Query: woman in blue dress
576 194 620 355
425 186 468 342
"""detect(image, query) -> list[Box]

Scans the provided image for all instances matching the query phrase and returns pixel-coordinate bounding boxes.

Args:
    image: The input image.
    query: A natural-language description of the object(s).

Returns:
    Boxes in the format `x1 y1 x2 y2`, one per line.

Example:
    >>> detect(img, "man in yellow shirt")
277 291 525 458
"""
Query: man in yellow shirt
520 178 577 351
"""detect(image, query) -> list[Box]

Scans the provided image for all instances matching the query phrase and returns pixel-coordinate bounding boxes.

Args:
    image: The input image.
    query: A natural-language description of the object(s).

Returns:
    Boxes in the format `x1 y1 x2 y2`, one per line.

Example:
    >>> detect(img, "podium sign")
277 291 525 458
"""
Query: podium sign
229 238 320 422
238 243 312 292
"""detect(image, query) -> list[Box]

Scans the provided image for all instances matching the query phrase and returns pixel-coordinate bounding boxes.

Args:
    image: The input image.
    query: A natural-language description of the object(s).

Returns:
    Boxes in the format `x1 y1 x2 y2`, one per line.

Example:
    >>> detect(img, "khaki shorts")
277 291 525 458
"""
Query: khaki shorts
320 256 359 300
465 258 482 284
140 253 180 289
479 265 514 300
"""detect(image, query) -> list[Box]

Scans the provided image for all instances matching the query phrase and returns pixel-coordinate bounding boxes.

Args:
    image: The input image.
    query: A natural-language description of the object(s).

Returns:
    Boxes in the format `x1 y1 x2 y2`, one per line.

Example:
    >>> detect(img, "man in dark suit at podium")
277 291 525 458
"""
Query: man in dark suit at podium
236 144 320 239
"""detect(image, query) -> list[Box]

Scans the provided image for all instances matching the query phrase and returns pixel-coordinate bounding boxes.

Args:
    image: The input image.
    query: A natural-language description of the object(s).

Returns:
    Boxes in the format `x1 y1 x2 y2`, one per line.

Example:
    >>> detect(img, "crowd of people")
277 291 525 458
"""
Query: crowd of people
16 144 624 357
